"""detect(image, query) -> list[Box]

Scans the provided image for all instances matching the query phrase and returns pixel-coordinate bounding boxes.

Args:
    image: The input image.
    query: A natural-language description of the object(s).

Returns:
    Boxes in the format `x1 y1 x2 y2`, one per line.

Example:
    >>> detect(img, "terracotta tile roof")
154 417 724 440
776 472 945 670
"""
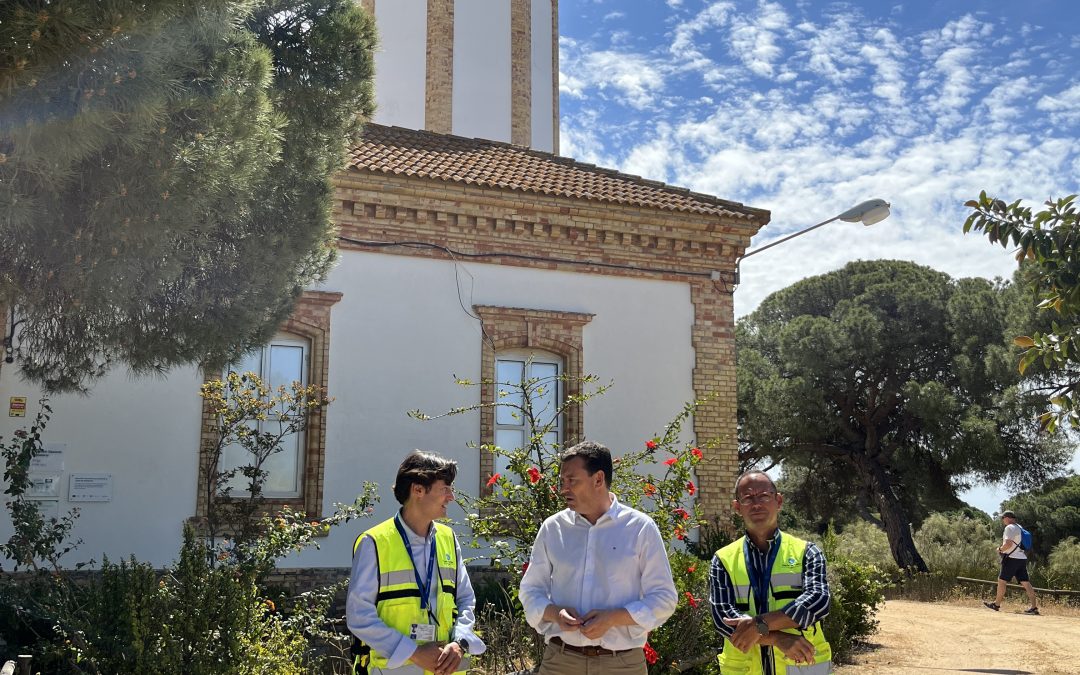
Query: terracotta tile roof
346 124 768 221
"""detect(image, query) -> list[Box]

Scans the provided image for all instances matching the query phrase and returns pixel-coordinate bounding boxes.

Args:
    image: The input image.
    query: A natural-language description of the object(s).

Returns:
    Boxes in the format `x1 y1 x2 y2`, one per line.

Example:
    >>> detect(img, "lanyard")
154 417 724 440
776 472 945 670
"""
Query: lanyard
744 532 781 614
394 517 438 614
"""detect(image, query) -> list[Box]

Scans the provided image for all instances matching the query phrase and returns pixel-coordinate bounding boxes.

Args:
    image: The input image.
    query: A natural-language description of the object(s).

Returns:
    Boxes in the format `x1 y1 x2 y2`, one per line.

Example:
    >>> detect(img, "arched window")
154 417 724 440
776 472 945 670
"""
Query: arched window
220 333 310 497
494 350 563 475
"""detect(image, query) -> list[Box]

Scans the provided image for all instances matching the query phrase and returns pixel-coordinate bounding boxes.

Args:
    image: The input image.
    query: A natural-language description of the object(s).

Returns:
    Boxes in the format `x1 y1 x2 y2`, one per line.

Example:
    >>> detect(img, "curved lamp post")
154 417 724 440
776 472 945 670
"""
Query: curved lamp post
734 199 891 286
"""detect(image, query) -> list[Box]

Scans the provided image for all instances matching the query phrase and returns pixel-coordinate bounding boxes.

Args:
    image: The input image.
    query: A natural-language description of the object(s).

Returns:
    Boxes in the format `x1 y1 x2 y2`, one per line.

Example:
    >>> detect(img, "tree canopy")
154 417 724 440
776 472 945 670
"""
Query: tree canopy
737 259 1070 571
964 193 1080 431
0 0 375 391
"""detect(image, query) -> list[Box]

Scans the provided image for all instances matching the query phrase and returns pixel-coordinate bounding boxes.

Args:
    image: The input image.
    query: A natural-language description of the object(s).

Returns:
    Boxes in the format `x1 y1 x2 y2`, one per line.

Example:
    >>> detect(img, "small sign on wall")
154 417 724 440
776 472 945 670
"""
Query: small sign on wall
69 473 113 502
9 396 26 417
30 443 65 473
27 473 62 500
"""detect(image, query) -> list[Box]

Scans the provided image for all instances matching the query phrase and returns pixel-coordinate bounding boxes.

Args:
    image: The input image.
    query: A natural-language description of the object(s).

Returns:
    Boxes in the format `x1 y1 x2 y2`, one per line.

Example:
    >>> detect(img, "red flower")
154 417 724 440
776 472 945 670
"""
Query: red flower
643 642 659 665
645 440 658 450
486 473 500 487
674 525 686 540
684 591 699 609
527 466 541 484
673 507 690 521
664 457 678 466
687 565 696 574
686 481 696 496
643 483 657 497
691 447 703 460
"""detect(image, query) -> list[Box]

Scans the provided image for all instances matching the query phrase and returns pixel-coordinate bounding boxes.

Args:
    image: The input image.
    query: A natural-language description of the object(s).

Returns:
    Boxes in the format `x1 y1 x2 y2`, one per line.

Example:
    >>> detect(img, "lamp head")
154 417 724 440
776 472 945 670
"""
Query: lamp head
837 199 891 226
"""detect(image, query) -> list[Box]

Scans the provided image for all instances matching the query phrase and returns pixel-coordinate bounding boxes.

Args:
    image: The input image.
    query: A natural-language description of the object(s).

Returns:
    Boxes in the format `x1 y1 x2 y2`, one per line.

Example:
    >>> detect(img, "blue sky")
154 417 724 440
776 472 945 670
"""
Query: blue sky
557 0 1080 514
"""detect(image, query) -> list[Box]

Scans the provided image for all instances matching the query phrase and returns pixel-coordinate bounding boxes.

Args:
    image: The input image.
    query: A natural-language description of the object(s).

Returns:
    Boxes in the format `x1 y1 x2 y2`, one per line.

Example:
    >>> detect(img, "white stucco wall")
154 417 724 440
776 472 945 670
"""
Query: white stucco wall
0 253 697 569
530 0 554 152
452 0 512 142
0 366 204 567
372 0 427 130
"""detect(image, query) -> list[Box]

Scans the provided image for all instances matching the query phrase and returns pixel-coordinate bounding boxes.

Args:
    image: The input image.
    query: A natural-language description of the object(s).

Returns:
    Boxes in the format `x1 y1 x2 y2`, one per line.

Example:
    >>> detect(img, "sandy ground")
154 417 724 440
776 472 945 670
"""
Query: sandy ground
834 599 1080 674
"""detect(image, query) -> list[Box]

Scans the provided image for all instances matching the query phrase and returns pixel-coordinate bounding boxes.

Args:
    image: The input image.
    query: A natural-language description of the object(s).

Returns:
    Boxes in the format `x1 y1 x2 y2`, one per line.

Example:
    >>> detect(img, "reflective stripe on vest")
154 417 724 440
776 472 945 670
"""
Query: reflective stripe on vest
715 533 833 675
352 517 463 674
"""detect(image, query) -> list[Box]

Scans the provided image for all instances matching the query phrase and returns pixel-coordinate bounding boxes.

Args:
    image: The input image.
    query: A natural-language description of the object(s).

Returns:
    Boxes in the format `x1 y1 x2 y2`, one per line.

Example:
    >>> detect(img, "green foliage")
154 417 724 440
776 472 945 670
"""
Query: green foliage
737 259 1070 571
964 193 1080 429
1046 537 1080 590
198 370 334 560
1001 474 1080 559
1 400 83 572
816 527 886 664
913 513 998 579
645 551 720 674
0 0 376 392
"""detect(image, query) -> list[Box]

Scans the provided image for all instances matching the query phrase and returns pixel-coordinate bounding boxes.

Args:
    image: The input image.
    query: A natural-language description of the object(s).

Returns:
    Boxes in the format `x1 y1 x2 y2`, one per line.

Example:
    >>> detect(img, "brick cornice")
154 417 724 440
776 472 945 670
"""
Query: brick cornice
334 173 764 282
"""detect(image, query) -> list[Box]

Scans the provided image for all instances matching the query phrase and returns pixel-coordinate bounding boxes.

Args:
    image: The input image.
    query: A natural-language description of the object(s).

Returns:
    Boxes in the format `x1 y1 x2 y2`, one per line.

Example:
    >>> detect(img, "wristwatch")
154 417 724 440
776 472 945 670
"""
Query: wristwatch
755 616 769 636
454 638 469 655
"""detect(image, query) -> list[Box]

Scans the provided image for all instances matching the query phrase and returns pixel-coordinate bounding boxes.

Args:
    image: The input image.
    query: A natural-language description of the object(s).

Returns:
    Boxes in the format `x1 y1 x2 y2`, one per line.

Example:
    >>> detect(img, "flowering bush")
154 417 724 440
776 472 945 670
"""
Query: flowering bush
412 371 720 673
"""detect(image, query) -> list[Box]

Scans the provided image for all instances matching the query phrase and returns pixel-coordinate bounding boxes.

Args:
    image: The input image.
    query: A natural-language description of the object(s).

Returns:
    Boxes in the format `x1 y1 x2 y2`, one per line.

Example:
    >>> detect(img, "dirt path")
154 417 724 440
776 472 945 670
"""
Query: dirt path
834 599 1080 674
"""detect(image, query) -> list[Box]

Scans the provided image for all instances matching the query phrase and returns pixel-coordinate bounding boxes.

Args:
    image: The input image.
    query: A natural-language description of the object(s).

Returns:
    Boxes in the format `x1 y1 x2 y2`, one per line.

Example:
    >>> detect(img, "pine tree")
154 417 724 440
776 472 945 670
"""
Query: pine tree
0 0 375 391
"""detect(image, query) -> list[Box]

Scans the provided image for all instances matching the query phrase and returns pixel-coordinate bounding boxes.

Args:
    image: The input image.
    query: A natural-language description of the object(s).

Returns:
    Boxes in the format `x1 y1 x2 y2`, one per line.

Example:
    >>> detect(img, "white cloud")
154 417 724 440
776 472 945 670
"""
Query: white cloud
728 1 791 78
1037 83 1080 125
557 0 1079 316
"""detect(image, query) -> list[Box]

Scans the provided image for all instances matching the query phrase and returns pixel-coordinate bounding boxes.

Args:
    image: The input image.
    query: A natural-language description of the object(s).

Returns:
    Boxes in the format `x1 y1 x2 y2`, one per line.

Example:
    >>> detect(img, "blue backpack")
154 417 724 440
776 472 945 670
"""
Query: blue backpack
1019 526 1033 553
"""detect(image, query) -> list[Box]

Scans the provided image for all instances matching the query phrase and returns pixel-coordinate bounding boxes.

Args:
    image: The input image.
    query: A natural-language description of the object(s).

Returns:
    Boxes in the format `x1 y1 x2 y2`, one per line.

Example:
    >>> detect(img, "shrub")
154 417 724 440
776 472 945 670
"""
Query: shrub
913 513 997 579
808 526 887 663
1047 536 1080 590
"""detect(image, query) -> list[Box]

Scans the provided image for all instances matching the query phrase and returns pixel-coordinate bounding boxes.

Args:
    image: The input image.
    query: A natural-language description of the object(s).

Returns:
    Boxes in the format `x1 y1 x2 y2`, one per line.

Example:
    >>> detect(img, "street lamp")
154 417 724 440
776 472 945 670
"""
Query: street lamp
734 199 891 286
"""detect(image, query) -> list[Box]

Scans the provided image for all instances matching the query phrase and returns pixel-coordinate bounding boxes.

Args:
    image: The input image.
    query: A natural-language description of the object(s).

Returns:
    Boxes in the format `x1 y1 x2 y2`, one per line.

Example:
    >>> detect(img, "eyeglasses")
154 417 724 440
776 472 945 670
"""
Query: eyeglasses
737 491 776 505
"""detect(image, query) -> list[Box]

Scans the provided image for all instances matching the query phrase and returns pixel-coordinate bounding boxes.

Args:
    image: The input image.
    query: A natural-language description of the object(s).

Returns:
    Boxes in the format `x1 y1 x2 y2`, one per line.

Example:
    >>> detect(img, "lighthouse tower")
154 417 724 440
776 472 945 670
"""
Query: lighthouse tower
358 0 559 153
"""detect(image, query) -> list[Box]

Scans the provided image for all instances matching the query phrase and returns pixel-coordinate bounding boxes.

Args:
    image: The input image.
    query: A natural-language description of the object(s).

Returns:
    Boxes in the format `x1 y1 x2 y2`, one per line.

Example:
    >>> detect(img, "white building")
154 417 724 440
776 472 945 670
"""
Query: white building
1 0 767 570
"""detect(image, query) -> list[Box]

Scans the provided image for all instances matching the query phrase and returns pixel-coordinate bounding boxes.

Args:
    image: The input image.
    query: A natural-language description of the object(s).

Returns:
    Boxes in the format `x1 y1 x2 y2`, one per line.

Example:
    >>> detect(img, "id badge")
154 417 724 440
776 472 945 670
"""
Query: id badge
409 623 437 643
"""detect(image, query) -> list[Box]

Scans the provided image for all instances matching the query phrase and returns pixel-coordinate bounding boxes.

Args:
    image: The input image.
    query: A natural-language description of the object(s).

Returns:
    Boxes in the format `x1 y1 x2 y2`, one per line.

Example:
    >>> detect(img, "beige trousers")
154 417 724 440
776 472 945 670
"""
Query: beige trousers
537 641 647 675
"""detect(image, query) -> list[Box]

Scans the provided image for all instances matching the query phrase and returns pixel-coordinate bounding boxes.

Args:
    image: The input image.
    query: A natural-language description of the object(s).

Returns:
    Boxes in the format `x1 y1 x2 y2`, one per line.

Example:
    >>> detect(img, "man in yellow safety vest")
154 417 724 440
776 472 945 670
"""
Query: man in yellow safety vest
709 471 833 674
347 450 485 675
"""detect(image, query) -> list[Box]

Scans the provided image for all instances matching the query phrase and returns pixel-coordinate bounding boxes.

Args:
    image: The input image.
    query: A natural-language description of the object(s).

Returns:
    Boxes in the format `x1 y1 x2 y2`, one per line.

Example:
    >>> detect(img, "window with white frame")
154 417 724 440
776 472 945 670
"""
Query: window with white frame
494 351 563 475
220 334 309 497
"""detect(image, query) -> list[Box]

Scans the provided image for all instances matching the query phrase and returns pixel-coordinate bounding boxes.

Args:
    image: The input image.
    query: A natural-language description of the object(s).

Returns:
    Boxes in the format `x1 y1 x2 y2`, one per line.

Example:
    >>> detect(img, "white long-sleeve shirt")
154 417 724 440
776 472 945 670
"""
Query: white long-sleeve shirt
519 494 678 650
346 514 485 672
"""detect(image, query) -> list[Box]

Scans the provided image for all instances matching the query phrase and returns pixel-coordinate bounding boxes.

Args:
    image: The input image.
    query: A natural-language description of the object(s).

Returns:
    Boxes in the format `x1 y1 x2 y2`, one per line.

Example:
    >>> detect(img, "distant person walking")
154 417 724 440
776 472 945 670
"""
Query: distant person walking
984 510 1038 615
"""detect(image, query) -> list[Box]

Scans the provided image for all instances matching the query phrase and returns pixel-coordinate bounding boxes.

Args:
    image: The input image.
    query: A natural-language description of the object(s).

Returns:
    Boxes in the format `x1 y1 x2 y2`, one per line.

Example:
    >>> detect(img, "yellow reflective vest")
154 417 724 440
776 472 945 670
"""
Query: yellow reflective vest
715 533 832 675
352 517 463 674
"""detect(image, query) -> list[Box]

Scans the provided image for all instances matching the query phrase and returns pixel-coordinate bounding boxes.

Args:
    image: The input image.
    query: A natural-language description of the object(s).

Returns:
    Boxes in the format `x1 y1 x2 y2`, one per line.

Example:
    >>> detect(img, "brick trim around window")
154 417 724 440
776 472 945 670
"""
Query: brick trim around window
193 291 342 524
474 305 593 494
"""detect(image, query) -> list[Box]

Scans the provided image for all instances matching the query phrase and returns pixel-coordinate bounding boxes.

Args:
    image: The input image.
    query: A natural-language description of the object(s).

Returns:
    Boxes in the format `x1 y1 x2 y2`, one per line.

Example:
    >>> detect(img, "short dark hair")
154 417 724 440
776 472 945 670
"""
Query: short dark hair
1001 510 1017 520
733 470 777 499
560 440 613 487
392 450 458 505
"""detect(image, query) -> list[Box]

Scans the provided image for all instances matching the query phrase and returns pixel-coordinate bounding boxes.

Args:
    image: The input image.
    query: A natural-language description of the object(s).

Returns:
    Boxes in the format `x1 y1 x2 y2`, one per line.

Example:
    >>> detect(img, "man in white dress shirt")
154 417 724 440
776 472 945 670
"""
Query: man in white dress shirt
520 441 678 675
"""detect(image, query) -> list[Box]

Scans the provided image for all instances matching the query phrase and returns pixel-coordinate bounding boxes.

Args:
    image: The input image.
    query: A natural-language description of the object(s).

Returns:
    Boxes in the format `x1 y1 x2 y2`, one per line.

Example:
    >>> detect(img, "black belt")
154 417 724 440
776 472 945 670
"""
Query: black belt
550 636 634 657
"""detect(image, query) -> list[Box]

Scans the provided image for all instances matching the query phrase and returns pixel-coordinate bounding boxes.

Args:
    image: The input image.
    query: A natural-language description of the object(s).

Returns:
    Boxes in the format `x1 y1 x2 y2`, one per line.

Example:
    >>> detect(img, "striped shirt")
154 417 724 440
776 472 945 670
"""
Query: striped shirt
709 529 831 674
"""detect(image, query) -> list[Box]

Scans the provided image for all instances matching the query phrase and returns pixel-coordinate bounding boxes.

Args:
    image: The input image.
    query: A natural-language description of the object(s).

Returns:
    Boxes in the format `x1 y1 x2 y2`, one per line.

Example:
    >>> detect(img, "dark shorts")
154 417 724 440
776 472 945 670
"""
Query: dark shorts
999 556 1029 582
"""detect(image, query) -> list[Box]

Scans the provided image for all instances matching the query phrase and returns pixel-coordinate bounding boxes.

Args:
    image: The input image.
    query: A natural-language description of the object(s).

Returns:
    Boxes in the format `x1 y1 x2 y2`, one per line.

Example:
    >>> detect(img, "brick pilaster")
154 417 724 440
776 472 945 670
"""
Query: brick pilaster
425 0 454 134
511 0 532 146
